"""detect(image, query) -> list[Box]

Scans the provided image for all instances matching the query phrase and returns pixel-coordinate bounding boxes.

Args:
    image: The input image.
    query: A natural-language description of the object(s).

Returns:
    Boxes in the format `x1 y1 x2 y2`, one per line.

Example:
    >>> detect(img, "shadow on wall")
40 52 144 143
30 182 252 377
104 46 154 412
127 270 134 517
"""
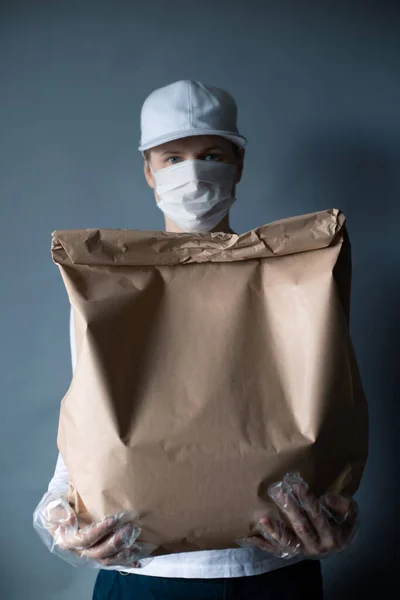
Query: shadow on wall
282 133 399 598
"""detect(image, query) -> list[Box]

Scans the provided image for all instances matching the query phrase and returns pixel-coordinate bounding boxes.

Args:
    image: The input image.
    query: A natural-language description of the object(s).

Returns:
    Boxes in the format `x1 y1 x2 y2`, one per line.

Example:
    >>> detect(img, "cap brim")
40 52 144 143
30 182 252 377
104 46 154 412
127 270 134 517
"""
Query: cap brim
139 129 247 152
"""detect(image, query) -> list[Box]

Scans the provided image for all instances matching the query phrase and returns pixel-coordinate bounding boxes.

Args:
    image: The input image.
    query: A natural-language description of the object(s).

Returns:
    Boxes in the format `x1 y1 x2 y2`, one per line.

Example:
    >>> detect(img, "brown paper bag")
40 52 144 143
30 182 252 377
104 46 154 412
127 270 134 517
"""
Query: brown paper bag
51 208 368 553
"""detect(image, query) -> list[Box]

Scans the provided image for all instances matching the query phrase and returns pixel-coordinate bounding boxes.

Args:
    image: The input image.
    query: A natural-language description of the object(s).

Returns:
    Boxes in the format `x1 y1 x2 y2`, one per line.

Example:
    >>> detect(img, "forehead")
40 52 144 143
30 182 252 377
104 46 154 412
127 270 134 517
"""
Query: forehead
151 135 232 154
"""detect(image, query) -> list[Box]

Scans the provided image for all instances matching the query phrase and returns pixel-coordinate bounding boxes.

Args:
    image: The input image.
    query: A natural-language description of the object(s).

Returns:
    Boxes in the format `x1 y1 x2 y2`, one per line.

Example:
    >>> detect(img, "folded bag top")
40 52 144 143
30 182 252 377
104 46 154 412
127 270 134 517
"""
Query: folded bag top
52 208 345 267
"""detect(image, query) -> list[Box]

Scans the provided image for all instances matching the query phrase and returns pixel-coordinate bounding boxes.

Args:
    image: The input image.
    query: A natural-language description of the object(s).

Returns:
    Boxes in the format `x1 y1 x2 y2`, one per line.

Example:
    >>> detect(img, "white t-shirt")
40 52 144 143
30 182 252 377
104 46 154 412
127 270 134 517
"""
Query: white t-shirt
46 309 301 579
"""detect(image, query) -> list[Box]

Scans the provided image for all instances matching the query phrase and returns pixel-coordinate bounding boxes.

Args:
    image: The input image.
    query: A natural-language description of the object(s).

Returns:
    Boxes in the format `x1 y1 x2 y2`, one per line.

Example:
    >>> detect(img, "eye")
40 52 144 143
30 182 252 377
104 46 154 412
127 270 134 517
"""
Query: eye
166 156 182 165
203 154 220 162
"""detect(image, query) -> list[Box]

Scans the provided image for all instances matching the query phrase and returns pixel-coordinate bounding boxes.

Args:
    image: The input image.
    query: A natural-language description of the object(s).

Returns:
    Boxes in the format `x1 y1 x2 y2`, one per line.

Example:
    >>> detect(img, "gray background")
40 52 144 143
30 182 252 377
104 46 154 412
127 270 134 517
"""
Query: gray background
0 1 398 598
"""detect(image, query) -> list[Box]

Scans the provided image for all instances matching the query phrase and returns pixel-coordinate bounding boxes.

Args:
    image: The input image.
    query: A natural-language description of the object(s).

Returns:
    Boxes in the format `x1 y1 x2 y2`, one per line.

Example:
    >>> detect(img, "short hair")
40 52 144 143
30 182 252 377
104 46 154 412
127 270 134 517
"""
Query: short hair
231 143 241 158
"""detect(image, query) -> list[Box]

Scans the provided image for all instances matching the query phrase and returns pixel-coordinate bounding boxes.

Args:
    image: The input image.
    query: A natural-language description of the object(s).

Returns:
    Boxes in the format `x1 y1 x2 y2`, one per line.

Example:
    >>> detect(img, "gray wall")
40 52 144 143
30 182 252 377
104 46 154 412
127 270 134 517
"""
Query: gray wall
1 1 399 598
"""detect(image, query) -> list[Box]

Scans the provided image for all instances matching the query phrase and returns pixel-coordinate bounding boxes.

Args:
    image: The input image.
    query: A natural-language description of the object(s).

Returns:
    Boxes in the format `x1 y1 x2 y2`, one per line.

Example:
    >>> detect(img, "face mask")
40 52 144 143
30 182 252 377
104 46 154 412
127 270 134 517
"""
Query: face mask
151 160 237 232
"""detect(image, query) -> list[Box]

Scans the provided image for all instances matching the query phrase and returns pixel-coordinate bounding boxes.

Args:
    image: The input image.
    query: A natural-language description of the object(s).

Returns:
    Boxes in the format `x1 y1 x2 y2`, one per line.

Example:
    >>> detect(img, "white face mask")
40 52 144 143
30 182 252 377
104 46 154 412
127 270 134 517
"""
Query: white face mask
151 160 237 232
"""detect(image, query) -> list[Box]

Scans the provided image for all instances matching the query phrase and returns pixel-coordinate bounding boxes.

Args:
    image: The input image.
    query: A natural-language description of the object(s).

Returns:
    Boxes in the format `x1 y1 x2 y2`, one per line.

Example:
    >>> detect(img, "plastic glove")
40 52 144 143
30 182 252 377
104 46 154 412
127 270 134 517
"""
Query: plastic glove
239 472 359 560
33 490 156 569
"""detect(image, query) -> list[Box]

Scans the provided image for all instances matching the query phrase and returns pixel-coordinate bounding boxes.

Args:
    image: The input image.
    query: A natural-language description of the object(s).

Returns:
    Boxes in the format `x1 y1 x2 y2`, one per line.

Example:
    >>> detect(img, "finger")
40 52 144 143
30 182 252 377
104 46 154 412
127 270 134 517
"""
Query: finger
44 498 78 531
291 484 336 551
294 486 359 554
321 495 359 549
240 535 278 554
82 524 139 560
291 483 320 518
270 488 320 555
48 512 77 539
322 494 353 521
258 515 300 553
59 516 122 551
282 473 309 504
82 524 136 560
46 506 75 527
98 546 143 568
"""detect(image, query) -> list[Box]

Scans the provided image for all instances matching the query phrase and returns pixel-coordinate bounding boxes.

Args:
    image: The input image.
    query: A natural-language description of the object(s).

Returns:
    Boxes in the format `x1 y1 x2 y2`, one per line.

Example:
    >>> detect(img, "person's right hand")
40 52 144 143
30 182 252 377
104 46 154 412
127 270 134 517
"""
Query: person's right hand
33 491 154 568
48 505 144 568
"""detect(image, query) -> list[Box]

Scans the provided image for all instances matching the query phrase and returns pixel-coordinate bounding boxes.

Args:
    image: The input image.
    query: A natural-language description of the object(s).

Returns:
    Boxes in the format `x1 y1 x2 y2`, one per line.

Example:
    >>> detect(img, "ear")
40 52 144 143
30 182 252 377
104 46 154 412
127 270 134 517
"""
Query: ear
144 159 155 189
235 149 245 184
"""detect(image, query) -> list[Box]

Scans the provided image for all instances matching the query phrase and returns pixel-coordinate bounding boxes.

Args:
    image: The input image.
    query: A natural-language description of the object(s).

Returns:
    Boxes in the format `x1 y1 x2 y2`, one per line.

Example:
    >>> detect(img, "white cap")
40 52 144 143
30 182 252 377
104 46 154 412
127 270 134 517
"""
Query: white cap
139 80 247 152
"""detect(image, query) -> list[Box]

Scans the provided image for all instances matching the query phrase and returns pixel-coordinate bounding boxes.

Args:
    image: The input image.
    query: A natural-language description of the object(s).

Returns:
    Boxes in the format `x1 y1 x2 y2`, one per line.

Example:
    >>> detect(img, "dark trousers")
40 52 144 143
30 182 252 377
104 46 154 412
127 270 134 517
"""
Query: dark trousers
93 560 323 599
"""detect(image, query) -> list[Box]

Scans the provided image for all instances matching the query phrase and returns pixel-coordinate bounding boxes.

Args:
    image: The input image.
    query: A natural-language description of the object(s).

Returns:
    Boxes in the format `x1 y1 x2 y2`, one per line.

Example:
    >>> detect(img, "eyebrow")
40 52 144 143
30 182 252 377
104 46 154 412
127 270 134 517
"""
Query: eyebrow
160 146 227 156
201 146 227 153
160 150 184 156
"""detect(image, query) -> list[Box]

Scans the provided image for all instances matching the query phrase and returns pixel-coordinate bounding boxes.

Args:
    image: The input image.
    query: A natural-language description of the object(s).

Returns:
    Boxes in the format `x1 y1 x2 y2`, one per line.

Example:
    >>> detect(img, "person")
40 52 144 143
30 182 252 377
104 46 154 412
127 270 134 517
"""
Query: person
34 80 358 600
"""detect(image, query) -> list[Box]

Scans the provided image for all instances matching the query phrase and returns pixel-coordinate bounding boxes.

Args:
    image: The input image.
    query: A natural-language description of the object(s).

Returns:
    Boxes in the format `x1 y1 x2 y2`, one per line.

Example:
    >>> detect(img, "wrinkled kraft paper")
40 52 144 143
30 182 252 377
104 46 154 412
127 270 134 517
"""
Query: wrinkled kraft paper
52 208 368 554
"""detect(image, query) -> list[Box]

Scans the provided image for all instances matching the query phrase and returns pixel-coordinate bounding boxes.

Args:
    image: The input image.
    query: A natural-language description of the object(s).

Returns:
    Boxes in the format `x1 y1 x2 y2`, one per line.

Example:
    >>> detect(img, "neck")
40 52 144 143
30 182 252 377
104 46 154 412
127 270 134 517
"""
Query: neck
164 214 235 234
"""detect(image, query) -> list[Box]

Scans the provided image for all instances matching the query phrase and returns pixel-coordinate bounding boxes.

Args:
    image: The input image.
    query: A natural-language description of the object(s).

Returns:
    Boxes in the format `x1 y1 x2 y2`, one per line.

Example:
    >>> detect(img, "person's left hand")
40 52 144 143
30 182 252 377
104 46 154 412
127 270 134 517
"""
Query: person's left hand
242 473 359 559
